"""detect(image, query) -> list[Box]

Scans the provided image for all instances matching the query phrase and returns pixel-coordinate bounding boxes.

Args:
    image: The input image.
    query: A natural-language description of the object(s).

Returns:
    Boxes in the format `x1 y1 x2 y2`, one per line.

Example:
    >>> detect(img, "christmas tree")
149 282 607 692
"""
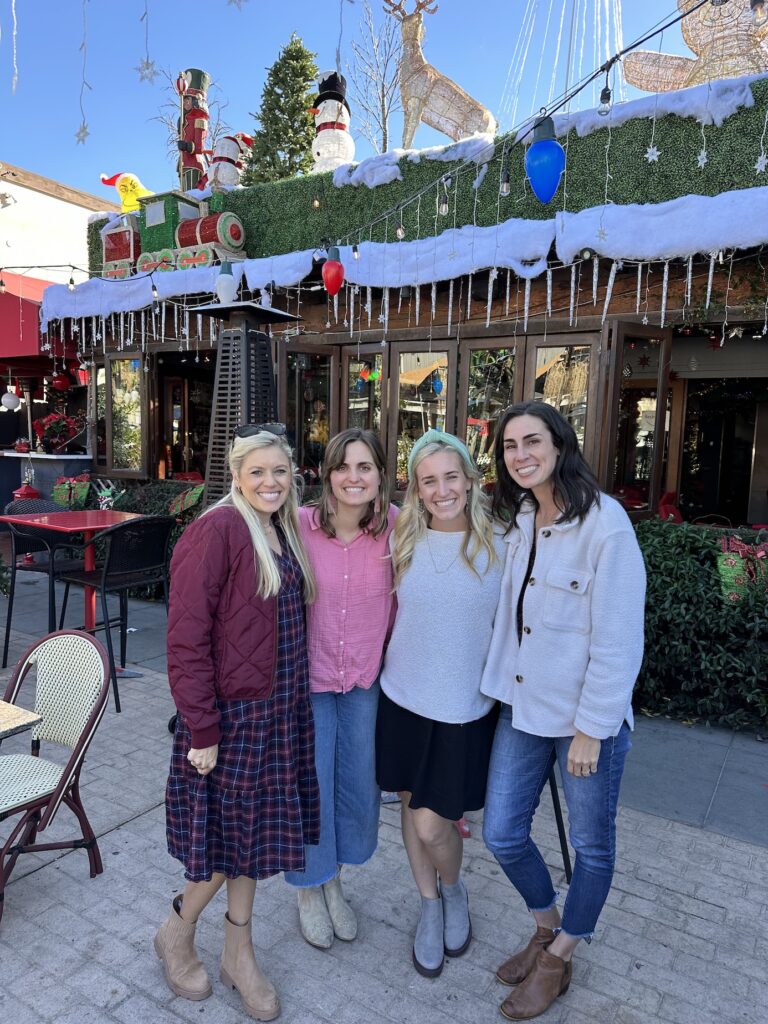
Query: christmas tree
242 34 318 185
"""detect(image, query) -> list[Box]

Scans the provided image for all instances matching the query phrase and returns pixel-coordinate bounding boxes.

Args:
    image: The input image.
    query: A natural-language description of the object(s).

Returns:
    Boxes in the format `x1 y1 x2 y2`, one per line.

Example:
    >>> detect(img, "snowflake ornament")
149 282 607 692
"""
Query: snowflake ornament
697 148 708 169
136 57 159 84
756 153 768 175
642 314 649 325
377 313 386 324
644 145 660 164
597 227 608 242
75 121 90 145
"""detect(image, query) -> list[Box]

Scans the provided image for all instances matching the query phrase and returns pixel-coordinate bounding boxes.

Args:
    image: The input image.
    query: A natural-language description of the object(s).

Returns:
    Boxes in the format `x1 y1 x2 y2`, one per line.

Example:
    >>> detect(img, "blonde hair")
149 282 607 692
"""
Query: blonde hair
203 431 316 602
392 438 498 587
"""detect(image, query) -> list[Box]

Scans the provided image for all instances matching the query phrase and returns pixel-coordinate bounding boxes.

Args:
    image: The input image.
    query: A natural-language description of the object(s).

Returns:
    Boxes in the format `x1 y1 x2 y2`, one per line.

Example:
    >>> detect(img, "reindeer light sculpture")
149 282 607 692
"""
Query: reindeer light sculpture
384 0 497 148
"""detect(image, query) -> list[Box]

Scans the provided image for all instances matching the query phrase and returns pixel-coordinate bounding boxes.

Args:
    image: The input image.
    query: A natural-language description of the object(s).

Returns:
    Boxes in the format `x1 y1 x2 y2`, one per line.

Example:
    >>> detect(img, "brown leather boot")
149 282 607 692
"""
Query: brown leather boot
220 913 280 1021
153 895 212 1001
496 926 555 986
499 949 572 1020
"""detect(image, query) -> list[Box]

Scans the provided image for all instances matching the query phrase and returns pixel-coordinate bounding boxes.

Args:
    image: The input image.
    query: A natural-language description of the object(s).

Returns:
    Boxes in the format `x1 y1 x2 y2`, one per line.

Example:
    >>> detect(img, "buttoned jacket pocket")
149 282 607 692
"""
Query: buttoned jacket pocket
542 567 592 634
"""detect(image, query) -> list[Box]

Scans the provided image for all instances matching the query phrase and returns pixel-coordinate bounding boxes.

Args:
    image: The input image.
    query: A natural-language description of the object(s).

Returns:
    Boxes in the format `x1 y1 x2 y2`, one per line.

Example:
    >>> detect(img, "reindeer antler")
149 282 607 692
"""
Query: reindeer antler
413 0 439 13
383 0 408 19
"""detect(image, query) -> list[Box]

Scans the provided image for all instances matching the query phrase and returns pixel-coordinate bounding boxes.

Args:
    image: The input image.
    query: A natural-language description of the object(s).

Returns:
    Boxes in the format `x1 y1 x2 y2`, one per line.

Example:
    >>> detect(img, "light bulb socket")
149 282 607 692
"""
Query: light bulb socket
327 245 341 262
598 85 612 116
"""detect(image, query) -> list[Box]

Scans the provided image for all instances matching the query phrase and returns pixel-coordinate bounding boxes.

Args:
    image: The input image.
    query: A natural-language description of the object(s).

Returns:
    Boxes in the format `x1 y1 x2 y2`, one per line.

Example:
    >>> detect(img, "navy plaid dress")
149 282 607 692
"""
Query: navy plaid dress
166 546 320 881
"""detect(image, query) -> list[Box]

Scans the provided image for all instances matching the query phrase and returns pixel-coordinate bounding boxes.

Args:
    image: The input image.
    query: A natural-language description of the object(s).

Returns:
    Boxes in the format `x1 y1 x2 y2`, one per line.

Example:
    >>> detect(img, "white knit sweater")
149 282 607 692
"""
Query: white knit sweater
480 497 646 739
380 528 506 724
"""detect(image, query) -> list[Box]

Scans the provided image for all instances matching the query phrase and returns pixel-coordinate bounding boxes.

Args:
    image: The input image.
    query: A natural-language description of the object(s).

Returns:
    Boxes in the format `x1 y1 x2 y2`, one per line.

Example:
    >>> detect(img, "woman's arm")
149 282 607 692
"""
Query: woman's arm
167 514 231 749
574 527 646 740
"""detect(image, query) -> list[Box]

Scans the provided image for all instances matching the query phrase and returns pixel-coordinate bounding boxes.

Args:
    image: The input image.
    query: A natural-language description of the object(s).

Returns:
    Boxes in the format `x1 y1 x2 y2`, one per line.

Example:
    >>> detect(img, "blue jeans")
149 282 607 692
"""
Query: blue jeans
285 683 381 888
482 705 631 939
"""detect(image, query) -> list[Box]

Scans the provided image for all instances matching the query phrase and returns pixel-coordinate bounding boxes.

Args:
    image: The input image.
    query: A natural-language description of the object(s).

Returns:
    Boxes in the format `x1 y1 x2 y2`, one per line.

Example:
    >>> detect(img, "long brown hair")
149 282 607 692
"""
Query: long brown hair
314 429 391 539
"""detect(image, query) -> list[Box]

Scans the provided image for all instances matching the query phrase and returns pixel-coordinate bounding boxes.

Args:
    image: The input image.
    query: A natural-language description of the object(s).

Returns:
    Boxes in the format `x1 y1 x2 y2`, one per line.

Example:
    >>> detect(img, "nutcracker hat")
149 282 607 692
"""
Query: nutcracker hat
315 71 350 114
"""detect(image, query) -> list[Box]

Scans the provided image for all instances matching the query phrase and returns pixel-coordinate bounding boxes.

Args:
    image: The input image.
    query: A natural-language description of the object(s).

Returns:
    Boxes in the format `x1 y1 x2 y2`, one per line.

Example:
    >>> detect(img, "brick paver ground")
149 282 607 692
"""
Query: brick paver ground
1 617 767 1023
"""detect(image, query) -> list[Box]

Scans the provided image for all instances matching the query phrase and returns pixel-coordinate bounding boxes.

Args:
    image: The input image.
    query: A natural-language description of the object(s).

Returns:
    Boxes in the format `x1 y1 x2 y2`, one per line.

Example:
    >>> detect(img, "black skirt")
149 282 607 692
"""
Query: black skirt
375 691 499 821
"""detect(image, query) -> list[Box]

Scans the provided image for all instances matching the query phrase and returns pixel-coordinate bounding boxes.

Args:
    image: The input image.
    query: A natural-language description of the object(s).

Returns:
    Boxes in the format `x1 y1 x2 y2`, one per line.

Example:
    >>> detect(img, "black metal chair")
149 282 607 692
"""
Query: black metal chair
2 500 86 669
56 516 175 712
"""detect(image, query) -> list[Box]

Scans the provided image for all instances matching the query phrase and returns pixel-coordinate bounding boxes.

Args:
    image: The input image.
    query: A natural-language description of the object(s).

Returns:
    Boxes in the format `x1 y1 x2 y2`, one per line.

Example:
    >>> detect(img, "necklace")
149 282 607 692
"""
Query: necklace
425 530 462 575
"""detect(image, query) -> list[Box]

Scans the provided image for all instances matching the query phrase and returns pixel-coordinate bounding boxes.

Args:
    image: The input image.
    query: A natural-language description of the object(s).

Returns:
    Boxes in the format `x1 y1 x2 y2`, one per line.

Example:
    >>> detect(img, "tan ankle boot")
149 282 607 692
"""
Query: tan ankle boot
322 874 357 941
496 926 556 986
297 886 334 948
500 949 572 1020
153 895 212 1001
220 913 280 1022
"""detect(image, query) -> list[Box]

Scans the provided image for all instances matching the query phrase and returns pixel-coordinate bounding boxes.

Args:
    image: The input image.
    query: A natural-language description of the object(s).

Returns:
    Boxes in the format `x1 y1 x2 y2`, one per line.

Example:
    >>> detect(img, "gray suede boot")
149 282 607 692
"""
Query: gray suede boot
440 877 472 957
412 895 444 977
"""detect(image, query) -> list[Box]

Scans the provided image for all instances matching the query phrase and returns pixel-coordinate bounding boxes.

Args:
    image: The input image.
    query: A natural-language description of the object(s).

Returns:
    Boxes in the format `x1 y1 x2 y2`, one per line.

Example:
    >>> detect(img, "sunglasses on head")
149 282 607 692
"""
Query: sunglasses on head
233 422 287 441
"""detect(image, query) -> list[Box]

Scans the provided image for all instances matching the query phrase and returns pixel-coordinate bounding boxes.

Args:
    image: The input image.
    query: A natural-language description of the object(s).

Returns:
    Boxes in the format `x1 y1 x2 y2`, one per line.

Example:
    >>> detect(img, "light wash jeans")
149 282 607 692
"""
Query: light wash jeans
285 682 381 888
482 704 631 939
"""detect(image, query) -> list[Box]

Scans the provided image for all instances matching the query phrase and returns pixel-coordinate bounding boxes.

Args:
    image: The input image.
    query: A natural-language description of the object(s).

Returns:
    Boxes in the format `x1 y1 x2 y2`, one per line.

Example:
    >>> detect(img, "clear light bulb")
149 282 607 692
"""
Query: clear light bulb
753 0 768 26
68 276 76 292
352 243 360 260
499 170 511 198
396 222 405 240
598 85 612 117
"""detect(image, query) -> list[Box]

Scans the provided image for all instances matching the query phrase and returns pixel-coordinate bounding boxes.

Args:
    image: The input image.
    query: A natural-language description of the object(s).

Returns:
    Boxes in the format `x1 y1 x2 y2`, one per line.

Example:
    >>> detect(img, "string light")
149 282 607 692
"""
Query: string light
598 82 612 117
499 167 511 197
151 281 159 300
0 273 5 295
312 197 321 210
438 178 450 216
352 243 360 260
68 274 76 292
395 209 405 240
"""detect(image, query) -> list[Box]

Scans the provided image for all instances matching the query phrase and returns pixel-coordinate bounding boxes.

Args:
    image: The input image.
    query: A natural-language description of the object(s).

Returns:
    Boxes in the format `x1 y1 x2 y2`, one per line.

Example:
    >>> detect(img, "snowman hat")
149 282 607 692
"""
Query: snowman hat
101 172 128 187
315 71 350 113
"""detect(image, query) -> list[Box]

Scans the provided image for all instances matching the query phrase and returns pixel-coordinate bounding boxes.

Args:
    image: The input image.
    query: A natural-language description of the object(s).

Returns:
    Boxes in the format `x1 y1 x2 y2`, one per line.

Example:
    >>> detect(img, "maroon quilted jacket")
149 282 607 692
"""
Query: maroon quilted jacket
167 505 277 748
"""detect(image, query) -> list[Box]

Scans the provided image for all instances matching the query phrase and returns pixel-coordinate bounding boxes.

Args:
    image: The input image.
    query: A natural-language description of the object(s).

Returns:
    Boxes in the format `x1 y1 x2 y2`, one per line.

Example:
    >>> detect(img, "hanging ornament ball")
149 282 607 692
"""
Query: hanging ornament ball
322 245 345 297
370 370 380 381
433 378 444 395
359 366 371 381
355 379 366 393
1 391 21 410
524 115 566 205
51 373 71 392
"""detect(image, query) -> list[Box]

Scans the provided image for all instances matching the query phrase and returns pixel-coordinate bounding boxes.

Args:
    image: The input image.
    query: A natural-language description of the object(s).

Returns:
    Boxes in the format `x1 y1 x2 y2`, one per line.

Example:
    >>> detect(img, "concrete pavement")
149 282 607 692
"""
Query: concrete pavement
0 574 767 1024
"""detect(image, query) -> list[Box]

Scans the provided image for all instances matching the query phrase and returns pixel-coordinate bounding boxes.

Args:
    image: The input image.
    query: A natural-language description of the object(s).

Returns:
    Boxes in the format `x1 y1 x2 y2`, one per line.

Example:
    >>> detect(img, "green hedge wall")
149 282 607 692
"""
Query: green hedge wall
635 520 768 730
88 78 768 274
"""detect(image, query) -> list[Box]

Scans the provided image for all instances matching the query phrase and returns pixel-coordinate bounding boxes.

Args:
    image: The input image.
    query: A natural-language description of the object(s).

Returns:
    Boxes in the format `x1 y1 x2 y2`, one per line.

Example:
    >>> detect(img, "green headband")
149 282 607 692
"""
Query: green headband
407 429 472 477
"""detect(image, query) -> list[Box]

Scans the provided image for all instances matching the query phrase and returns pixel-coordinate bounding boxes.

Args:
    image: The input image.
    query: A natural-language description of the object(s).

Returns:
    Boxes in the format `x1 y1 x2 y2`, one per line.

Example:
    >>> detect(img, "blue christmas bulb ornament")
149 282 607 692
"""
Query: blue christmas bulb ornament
433 378 443 395
524 115 565 205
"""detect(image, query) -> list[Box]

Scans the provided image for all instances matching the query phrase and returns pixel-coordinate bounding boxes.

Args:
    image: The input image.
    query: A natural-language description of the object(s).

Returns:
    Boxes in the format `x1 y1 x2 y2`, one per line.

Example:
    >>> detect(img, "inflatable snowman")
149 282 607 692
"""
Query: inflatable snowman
202 132 254 191
310 71 355 174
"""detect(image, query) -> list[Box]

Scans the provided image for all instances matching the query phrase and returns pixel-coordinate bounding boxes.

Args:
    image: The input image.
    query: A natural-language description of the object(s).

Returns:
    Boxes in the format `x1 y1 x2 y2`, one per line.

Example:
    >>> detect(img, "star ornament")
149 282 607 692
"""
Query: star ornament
639 354 651 368
644 145 661 164
697 148 708 169
756 153 768 175
136 57 159 84
597 226 608 242
75 121 90 145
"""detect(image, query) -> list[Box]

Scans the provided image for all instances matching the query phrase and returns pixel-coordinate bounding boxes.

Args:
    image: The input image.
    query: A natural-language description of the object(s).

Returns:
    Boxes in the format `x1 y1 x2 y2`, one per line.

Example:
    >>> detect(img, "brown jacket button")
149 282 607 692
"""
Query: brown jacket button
570 580 579 589
523 626 531 634
516 674 524 683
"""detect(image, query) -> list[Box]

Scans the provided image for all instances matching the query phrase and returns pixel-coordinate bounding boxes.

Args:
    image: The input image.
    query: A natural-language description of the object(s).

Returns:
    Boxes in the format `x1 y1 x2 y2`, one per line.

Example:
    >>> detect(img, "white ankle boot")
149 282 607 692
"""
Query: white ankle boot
296 886 334 949
322 874 357 941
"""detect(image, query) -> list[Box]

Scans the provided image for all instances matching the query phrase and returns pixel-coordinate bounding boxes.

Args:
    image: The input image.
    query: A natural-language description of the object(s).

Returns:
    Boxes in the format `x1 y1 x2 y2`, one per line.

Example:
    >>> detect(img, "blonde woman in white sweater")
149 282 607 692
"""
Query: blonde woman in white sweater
376 431 504 979
480 401 646 1021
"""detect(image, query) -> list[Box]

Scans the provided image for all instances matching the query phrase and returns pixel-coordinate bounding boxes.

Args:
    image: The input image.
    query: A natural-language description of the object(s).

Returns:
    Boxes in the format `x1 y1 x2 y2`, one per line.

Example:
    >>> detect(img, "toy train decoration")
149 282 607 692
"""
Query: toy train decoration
101 190 246 280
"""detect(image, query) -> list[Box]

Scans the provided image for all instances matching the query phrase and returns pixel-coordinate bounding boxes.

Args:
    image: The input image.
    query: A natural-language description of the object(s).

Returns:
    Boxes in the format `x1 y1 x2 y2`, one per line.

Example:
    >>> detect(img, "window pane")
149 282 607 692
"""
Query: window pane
611 387 658 508
465 347 515 482
532 345 590 448
110 359 142 470
347 354 383 432
395 351 448 490
95 366 107 463
286 352 331 484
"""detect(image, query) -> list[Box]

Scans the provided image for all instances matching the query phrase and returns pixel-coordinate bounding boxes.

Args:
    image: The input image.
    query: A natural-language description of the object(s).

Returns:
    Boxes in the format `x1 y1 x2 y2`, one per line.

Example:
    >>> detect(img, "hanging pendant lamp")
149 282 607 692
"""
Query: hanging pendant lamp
524 115 566 205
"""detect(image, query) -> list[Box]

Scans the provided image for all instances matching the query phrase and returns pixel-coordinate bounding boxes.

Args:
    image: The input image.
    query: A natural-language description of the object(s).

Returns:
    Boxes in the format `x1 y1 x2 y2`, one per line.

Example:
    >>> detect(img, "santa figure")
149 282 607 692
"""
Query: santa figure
200 132 254 191
309 71 355 174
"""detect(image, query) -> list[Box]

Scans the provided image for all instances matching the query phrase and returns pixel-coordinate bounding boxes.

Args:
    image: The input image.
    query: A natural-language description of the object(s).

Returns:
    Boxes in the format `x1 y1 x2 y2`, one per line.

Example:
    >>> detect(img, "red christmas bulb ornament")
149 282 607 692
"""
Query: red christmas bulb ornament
51 373 71 392
322 245 345 297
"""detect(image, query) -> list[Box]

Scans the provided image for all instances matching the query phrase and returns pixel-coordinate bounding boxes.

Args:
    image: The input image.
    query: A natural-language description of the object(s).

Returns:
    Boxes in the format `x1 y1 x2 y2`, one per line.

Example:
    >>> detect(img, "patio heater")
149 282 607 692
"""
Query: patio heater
193 300 301 505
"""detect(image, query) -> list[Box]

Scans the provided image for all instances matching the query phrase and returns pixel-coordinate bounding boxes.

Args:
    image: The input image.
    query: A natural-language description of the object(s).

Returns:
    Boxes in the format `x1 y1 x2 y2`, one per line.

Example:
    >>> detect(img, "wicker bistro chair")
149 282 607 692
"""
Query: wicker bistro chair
2 500 86 669
0 631 111 926
56 516 175 713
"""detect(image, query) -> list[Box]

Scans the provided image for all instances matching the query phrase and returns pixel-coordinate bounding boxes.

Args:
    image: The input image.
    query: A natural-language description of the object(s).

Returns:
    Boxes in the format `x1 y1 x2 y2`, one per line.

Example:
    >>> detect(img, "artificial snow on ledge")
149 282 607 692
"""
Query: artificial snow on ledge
331 134 495 189
41 185 768 328
517 73 765 144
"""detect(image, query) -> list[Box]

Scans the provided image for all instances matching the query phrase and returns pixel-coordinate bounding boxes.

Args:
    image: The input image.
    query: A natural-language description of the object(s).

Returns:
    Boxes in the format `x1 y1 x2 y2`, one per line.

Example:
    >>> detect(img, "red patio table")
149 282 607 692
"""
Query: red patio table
0 510 143 632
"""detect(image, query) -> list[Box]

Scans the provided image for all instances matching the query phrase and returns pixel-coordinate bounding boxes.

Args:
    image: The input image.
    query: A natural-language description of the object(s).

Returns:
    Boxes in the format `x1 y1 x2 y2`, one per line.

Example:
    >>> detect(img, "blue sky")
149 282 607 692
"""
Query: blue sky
0 1 690 198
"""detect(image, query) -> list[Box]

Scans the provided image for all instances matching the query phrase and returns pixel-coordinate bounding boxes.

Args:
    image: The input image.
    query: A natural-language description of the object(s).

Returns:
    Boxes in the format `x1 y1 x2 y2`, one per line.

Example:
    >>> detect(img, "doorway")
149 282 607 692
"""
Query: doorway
158 353 215 479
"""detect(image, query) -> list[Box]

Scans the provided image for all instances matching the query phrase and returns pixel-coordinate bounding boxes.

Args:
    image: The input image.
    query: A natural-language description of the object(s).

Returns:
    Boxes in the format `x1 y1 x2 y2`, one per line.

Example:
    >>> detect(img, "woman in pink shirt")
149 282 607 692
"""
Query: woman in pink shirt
285 428 397 949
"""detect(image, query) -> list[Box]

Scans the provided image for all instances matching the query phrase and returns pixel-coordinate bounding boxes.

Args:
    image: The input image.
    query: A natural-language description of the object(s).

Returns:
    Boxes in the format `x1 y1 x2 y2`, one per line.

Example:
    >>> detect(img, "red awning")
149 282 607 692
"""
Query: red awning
0 271 53 361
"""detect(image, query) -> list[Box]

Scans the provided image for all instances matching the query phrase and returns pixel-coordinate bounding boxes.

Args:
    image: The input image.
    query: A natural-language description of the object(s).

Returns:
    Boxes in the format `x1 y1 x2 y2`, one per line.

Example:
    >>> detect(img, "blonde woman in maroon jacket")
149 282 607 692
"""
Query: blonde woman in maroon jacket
154 425 317 1022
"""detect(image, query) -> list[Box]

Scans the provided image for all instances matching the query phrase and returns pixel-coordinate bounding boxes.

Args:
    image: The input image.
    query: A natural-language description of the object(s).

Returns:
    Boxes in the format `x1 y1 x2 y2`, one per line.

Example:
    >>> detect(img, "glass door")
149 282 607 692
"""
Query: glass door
598 322 673 513
340 345 388 439
279 344 339 485
386 342 457 492
523 332 601 469
458 340 521 487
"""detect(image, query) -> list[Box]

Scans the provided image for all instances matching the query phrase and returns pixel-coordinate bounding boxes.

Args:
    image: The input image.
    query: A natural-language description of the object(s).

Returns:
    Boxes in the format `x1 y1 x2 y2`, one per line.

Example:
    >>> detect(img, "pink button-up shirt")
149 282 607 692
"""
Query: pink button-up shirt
299 503 398 693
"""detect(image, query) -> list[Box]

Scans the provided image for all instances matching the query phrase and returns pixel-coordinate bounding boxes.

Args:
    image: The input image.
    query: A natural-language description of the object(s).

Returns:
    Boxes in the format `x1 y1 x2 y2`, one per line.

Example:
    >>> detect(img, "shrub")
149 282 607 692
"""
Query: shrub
635 520 768 730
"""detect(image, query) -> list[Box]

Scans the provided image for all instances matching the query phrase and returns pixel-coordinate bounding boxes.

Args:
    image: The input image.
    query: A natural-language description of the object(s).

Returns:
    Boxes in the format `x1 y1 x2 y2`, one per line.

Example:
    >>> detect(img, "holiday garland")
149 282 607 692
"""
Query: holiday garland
87 77 768 275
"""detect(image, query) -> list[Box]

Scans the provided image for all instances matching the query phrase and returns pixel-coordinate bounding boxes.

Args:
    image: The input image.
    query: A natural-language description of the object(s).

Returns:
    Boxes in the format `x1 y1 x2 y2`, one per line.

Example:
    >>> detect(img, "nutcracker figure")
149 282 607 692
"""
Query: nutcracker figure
176 68 212 192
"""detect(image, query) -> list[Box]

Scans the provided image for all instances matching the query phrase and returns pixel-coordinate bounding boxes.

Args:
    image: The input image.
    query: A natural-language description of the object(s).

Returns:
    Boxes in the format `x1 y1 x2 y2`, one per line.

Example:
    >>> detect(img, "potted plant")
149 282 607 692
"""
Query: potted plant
32 412 83 453
13 437 30 453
